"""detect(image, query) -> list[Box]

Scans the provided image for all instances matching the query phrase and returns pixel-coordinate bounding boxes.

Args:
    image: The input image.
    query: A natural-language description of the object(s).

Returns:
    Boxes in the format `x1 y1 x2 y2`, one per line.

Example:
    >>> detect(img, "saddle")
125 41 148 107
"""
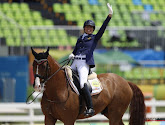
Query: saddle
64 66 103 96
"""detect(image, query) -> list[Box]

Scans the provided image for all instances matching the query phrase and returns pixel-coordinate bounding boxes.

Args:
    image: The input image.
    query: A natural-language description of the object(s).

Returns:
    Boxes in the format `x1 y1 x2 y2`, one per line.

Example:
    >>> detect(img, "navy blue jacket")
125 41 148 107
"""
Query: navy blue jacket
72 15 111 68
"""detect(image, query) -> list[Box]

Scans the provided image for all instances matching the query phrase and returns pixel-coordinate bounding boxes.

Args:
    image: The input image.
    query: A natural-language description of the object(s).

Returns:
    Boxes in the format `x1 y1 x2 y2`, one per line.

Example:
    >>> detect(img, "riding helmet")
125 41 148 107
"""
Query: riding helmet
83 20 95 31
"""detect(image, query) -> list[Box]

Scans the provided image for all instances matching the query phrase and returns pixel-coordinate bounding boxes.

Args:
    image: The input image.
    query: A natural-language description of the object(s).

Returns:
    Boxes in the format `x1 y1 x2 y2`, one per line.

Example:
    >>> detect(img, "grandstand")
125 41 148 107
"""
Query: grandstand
0 0 165 84
0 0 164 49
0 0 164 92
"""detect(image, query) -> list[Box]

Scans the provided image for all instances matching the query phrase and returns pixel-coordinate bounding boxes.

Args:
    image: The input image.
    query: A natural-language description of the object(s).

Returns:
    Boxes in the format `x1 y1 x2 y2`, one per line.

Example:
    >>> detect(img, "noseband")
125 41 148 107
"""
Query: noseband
34 59 49 86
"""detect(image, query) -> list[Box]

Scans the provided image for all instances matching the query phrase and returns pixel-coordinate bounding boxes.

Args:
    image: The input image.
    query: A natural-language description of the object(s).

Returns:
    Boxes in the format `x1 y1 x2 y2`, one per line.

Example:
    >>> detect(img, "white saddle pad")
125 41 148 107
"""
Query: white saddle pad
65 66 103 96
88 78 103 96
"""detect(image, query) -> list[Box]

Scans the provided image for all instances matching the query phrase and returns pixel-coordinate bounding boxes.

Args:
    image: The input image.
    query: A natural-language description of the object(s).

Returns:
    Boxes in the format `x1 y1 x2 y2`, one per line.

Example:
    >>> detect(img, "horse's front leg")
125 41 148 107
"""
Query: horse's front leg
45 115 57 125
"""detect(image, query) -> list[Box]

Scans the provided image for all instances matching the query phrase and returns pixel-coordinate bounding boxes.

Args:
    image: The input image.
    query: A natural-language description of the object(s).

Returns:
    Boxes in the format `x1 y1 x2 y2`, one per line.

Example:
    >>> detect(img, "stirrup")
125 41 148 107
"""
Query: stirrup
84 108 95 116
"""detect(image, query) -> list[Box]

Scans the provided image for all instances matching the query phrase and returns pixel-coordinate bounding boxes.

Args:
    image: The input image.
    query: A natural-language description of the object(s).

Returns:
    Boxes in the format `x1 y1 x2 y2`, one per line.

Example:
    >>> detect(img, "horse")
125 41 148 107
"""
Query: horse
31 47 146 125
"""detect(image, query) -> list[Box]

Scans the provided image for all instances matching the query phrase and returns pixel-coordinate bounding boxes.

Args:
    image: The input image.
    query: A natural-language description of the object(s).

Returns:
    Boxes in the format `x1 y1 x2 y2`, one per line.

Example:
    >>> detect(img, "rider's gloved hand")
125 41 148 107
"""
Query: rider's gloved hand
69 53 75 60
107 3 113 16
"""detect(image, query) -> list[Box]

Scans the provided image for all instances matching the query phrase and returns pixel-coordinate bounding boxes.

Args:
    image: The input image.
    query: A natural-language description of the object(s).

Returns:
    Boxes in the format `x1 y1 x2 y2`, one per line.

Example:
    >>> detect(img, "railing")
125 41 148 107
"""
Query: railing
0 98 165 125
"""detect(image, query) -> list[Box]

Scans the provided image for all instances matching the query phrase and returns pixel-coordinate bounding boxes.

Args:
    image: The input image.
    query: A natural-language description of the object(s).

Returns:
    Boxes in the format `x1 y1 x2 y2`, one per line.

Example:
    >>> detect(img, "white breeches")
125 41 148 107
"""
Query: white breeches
71 55 89 89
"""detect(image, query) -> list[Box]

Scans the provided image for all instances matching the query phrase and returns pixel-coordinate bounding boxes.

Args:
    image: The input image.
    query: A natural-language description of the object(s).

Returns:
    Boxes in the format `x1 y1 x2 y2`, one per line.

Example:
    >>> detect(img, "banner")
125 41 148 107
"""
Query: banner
0 56 29 102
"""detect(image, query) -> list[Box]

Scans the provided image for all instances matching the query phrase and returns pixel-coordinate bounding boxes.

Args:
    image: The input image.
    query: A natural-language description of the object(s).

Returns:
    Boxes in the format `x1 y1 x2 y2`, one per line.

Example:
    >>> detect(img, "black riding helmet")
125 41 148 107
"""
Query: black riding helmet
83 20 95 31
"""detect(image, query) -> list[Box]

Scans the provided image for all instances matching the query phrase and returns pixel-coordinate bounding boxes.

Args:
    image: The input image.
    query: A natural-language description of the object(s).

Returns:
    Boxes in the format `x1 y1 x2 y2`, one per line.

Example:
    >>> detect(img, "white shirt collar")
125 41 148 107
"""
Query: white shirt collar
82 33 88 39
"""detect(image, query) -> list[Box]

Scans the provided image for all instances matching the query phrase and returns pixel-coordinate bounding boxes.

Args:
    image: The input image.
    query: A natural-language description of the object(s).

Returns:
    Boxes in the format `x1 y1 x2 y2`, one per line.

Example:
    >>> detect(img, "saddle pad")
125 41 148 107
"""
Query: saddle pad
65 66 103 96
88 78 103 96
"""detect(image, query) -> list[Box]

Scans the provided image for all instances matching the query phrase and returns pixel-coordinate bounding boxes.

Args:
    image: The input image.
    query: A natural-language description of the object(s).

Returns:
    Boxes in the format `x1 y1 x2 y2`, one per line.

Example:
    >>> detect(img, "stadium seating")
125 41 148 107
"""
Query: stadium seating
124 67 163 84
0 0 165 83
0 0 165 47
0 2 77 47
55 0 164 48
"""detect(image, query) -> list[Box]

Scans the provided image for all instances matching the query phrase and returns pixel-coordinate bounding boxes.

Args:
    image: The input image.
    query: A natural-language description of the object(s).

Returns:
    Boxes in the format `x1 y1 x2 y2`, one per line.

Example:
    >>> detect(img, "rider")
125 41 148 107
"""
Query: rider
69 3 113 116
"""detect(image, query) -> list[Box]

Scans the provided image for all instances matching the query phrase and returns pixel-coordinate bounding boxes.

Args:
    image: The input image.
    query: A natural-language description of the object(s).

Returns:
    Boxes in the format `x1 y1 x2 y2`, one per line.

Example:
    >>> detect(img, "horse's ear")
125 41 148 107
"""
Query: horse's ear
46 47 49 55
31 47 37 57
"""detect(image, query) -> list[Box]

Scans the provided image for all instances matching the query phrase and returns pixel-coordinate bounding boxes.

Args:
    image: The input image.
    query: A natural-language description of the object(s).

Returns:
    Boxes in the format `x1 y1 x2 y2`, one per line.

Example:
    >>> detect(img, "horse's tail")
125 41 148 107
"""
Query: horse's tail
128 81 146 125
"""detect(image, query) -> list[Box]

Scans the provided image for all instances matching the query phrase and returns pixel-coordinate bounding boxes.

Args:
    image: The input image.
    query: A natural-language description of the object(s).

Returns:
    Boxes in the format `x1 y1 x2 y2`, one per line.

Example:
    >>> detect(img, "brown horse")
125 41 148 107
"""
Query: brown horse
31 47 146 125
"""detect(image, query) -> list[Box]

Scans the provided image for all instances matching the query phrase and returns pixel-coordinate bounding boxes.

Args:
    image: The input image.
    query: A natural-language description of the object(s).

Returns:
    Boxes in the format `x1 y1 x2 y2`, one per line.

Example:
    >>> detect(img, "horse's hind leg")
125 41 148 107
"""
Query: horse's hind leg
45 116 57 125
104 110 123 125
103 103 128 125
104 111 124 125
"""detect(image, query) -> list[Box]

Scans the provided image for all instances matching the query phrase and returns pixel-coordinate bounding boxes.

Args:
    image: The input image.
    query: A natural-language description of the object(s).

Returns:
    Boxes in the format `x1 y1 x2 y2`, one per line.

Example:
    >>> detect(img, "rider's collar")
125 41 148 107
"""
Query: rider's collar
82 33 88 39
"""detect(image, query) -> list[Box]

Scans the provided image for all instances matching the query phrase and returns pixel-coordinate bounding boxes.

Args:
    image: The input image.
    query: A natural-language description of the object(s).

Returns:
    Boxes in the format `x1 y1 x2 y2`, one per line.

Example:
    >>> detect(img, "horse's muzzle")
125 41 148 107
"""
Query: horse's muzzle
34 77 42 92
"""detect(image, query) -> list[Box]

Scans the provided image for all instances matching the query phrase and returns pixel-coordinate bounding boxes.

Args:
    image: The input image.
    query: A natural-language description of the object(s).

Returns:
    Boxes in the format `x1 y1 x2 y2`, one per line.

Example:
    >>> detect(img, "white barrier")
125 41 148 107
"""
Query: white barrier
0 98 165 125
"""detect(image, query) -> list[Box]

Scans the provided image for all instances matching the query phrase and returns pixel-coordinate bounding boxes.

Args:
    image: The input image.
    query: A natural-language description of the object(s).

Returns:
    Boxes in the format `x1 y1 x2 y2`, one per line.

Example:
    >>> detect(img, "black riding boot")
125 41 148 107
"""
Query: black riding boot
82 83 95 116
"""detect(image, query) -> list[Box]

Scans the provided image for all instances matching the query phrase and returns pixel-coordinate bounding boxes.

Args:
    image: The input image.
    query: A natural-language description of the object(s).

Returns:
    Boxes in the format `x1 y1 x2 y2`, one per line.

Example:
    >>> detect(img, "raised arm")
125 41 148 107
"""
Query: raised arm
95 3 113 41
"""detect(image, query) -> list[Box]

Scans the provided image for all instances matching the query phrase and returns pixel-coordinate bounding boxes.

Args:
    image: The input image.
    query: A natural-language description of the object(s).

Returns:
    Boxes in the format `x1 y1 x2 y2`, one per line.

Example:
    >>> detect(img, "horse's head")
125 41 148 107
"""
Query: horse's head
31 47 50 92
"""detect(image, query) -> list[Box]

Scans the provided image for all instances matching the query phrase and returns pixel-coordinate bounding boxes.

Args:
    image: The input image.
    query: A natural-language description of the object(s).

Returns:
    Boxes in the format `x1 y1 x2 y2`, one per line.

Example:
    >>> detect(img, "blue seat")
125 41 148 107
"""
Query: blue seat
144 4 153 11
88 0 98 5
132 0 142 5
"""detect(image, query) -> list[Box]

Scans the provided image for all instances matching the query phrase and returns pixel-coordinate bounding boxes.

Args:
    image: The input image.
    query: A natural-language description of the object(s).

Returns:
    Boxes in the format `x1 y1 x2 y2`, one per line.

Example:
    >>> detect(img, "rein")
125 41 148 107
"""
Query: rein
42 58 70 85
26 58 71 104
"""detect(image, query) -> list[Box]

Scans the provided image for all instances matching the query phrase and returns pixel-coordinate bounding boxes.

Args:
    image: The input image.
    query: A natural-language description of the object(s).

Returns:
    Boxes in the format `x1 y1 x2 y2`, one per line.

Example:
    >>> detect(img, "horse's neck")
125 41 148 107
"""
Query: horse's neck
48 56 61 74
45 56 68 101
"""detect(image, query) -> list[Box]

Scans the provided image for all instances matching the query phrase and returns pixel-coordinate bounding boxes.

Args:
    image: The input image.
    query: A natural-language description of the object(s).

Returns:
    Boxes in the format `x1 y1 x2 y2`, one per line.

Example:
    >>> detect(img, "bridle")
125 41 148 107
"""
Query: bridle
34 58 71 87
34 58 49 87
26 58 71 104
